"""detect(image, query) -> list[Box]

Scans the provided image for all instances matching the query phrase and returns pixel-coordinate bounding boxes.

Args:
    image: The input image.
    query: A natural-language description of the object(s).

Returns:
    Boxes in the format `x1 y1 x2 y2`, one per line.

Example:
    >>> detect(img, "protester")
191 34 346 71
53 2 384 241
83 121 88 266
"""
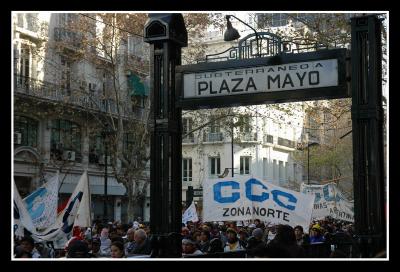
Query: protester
110 241 125 258
207 238 224 254
89 238 101 257
182 239 203 256
199 230 211 253
294 225 310 246
99 228 112 256
131 229 152 255
19 236 41 258
124 228 136 257
238 229 249 249
224 228 244 252
66 240 91 258
264 225 305 258
309 224 325 244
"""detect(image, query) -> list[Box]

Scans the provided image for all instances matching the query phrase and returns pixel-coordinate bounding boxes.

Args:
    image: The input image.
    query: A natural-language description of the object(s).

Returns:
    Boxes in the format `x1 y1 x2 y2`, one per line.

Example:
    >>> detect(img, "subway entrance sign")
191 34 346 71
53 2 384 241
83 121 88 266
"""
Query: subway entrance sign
176 48 349 110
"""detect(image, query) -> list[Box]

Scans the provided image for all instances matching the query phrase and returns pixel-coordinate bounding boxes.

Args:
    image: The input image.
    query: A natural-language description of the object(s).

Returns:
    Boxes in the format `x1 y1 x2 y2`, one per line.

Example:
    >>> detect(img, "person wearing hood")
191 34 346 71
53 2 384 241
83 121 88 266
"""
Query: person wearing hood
224 228 244 252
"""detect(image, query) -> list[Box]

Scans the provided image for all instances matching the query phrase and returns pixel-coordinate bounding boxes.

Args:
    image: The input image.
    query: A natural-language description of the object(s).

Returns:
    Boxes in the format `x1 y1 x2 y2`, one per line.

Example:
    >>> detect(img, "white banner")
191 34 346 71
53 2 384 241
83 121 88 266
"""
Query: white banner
182 201 199 225
13 171 89 248
203 177 315 232
23 172 59 229
300 182 354 222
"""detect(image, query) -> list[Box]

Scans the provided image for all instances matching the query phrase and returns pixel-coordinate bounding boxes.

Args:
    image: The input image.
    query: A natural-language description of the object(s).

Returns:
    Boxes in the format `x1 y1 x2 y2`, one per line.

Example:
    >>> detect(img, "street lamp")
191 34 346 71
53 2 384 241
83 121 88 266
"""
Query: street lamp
224 15 261 57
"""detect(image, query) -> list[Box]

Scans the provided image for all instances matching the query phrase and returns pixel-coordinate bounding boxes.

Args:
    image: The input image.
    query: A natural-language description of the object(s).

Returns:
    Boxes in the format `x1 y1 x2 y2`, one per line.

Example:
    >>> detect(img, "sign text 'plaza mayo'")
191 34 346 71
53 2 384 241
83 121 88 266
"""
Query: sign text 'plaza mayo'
183 59 338 98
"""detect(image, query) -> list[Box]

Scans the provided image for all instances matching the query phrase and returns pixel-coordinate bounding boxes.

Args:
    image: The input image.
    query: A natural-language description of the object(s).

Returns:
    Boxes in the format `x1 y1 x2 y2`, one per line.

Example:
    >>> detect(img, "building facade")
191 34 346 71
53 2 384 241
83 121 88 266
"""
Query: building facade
13 12 151 223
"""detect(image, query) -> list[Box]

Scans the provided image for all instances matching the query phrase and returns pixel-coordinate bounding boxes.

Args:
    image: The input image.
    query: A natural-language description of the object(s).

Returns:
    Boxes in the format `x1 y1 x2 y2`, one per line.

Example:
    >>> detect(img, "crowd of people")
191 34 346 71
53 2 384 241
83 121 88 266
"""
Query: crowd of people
13 216 360 258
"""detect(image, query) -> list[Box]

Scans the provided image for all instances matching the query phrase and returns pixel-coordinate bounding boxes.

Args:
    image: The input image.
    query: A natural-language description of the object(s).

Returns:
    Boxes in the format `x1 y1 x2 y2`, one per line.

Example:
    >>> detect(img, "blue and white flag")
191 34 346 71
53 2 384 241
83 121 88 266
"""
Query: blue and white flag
300 182 354 222
182 201 199 225
23 172 59 229
14 171 89 248
13 180 35 238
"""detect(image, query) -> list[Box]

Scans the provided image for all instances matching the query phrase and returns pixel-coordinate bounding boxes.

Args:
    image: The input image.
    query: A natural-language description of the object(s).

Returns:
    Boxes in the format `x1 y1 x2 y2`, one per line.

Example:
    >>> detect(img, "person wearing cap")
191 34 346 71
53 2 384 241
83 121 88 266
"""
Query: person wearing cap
310 224 325 244
224 228 244 252
182 239 203 256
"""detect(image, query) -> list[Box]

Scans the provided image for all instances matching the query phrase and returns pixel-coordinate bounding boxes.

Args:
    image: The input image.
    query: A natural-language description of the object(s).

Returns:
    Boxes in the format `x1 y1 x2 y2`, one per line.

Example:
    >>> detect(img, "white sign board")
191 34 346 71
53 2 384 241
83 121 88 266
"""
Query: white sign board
203 177 315 232
183 59 338 98
300 182 354 222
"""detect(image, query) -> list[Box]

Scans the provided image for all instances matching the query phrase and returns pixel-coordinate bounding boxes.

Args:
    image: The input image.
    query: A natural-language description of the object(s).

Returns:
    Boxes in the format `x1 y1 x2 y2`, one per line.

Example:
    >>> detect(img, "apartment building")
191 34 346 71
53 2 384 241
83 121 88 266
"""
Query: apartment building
13 12 151 223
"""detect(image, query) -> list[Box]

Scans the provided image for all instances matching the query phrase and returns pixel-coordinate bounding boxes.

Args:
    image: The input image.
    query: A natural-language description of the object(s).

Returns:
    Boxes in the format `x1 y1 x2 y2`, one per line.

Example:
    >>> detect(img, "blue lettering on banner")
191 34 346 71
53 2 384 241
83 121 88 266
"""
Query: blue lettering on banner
271 190 297 211
213 178 298 210
214 181 240 203
245 178 269 202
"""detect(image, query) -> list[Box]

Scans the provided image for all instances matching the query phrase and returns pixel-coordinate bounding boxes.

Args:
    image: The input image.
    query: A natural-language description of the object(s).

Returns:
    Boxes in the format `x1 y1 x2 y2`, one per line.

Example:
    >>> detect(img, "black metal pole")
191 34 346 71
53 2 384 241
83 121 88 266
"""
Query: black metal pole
144 14 187 258
231 123 234 177
307 143 310 185
351 15 386 257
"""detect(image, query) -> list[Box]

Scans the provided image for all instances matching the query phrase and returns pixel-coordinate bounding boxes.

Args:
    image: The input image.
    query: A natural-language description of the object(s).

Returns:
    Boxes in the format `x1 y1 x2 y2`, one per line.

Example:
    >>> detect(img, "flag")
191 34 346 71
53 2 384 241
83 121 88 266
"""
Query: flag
13 180 35 238
182 201 199 225
23 171 59 229
74 170 91 228
16 171 88 248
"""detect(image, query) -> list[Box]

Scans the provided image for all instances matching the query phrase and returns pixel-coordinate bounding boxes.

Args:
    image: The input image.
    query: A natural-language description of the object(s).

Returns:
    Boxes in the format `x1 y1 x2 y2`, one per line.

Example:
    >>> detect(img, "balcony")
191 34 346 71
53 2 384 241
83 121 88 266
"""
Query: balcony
277 137 296 149
54 27 82 50
14 74 133 117
239 132 258 142
182 134 195 144
204 132 223 143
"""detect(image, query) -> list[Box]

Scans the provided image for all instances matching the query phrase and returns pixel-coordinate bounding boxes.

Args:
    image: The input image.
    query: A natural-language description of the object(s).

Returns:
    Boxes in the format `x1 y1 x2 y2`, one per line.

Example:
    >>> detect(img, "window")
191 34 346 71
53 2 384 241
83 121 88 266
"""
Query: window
240 156 251 175
293 163 297 181
182 118 194 143
89 132 104 163
209 157 221 177
18 44 31 89
285 162 289 182
50 119 81 161
263 158 268 178
279 161 284 183
14 116 38 147
205 120 223 142
60 56 71 95
273 159 277 181
265 134 273 144
239 116 251 133
123 132 135 159
183 158 192 183
128 35 149 60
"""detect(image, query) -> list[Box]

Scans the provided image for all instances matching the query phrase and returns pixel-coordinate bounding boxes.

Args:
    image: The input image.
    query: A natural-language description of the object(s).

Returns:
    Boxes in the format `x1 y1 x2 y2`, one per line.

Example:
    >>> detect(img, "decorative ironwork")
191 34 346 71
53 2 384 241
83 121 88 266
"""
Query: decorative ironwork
201 32 341 63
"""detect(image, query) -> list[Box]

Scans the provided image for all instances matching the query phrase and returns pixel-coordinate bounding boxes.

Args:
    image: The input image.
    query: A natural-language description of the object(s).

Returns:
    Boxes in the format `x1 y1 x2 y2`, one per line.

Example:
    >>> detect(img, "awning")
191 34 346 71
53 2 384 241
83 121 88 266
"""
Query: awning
128 73 149 97
58 173 126 196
